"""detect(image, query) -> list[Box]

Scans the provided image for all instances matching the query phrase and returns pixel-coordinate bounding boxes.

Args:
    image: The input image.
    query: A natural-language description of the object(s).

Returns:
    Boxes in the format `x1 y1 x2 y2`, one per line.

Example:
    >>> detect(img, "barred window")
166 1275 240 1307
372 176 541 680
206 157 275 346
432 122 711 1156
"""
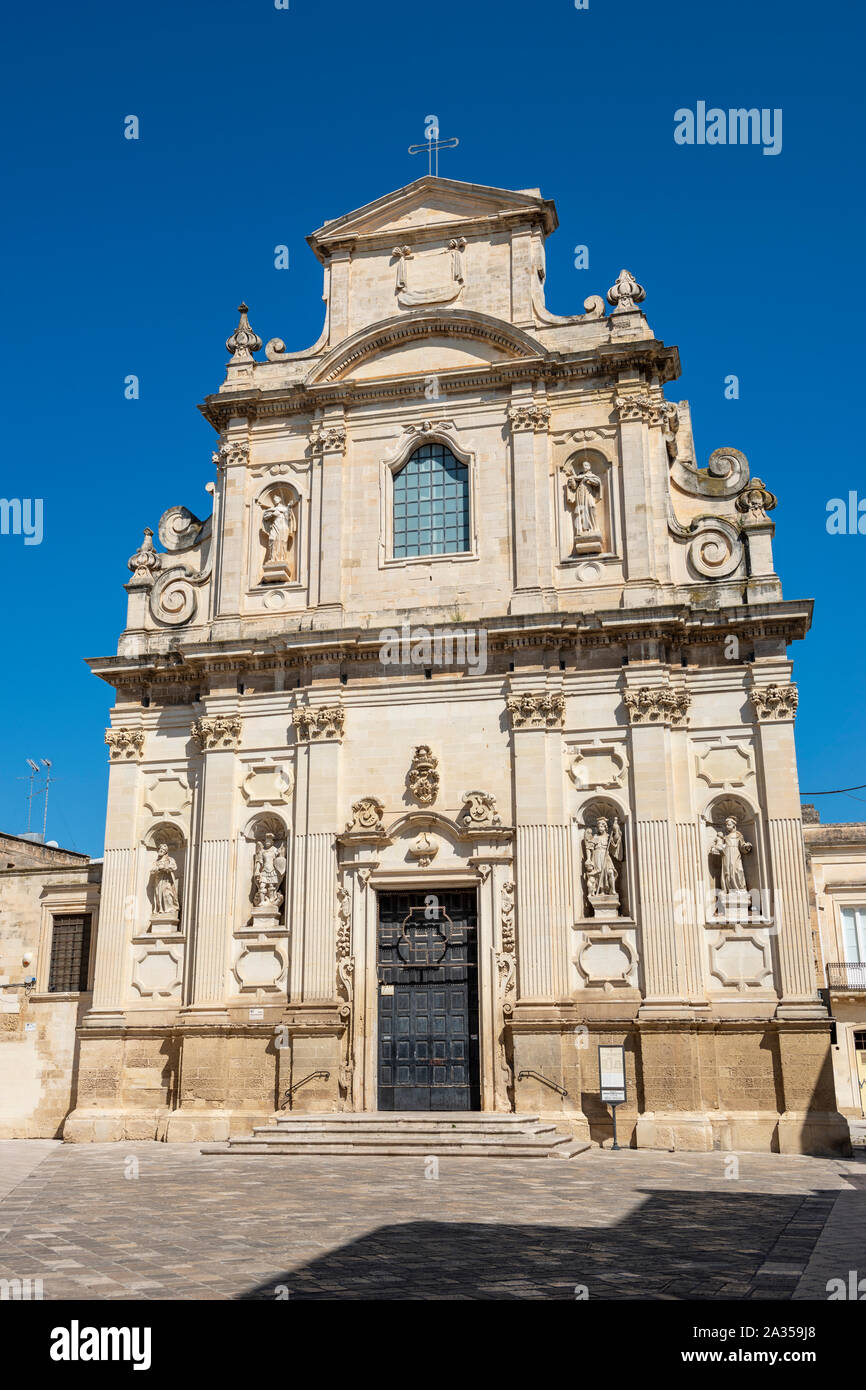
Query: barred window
48 914 92 993
393 443 470 559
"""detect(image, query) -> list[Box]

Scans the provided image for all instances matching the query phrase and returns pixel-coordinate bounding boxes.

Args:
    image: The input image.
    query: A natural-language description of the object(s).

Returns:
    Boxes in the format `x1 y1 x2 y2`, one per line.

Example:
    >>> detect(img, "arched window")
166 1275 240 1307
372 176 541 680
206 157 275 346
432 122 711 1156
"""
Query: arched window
393 442 470 559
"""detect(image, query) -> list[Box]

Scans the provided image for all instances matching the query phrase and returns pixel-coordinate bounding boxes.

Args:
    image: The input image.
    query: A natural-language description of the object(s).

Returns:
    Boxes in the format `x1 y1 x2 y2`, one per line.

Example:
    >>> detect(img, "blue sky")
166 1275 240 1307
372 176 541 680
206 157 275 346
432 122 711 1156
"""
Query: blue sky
1 0 863 854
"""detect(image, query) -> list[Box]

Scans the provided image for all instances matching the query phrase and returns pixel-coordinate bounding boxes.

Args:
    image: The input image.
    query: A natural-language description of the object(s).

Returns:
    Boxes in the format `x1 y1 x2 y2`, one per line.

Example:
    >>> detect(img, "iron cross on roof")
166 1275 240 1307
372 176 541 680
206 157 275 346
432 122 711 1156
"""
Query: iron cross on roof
408 117 459 176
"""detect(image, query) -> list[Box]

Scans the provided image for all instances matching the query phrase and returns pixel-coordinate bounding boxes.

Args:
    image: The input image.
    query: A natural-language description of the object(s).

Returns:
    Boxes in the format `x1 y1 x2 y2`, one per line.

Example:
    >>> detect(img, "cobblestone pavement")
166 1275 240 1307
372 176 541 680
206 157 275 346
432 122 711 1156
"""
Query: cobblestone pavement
0 1141 862 1301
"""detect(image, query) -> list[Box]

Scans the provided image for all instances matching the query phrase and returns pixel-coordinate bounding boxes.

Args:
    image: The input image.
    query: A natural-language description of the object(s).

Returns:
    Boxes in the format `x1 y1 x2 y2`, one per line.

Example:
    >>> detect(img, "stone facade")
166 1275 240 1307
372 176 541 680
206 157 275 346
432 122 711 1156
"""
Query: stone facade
0 833 100 1137
803 808 866 1126
63 175 847 1153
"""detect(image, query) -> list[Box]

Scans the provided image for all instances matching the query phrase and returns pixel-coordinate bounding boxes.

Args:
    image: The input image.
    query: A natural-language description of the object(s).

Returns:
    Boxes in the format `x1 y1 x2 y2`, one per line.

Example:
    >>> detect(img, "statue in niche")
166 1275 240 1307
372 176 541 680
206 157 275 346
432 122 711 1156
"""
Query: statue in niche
261 493 297 583
582 815 623 918
564 458 603 555
150 842 180 926
710 815 752 899
252 831 287 916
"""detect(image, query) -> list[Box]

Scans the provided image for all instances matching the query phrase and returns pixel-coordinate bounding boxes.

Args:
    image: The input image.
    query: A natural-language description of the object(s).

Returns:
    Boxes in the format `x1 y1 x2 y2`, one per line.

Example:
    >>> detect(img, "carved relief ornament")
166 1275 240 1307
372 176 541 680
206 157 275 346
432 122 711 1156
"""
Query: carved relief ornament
310 423 347 454
460 790 502 830
407 746 439 806
345 797 386 835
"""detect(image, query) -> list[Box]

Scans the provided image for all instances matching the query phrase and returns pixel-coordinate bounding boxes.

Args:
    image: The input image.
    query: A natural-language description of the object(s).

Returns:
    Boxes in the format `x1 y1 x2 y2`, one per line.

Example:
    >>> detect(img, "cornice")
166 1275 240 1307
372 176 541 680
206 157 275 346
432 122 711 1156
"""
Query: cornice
199 339 680 431
87 598 813 688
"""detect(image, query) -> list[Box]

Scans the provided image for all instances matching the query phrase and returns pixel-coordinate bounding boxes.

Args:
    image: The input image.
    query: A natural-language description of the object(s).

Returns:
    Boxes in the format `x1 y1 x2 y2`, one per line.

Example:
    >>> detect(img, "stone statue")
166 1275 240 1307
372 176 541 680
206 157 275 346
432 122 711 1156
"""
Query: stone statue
711 816 751 894
583 815 623 917
150 843 180 924
253 832 287 910
565 459 603 555
261 495 297 582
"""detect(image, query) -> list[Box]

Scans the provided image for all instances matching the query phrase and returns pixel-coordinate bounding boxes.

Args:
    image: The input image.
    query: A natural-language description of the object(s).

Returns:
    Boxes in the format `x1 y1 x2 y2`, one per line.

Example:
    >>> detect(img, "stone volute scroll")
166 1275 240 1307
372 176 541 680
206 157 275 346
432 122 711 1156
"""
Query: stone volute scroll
259 485 298 584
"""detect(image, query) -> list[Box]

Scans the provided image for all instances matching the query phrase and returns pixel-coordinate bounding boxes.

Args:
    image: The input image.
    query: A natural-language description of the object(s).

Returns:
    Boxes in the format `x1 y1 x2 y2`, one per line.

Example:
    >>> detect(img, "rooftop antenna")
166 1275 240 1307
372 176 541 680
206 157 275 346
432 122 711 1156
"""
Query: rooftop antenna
40 759 53 842
19 759 40 832
408 115 459 177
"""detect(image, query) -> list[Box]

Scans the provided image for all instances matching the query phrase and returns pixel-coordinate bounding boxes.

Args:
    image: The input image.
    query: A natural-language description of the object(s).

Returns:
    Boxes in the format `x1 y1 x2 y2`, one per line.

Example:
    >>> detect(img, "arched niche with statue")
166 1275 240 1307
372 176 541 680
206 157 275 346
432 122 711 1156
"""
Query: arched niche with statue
701 794 769 924
237 812 290 931
257 482 299 585
573 796 631 919
141 823 186 935
560 448 613 559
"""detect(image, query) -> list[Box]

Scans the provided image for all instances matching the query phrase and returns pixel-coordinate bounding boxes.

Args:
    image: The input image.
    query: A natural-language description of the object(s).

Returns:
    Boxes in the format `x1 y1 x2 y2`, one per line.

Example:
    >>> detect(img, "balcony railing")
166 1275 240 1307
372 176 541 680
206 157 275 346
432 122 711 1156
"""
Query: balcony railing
827 962 866 992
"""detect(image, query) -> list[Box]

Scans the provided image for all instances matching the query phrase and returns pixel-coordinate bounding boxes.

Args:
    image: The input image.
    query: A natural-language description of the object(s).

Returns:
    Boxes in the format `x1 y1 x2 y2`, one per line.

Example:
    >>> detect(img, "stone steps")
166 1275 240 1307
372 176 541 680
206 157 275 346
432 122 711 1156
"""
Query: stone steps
202 1112 590 1160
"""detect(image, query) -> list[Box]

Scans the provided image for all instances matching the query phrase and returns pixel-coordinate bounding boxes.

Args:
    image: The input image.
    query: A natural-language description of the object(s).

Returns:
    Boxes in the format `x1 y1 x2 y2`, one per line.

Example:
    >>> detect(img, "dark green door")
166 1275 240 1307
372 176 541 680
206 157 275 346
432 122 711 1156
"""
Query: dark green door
377 889 480 1112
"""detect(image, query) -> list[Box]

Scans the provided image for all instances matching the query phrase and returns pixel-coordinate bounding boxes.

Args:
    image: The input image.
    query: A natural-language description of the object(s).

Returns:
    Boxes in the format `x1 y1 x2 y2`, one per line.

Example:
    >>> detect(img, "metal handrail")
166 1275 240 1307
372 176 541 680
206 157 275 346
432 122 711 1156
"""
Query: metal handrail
517 1069 568 1098
280 1070 330 1110
827 962 866 991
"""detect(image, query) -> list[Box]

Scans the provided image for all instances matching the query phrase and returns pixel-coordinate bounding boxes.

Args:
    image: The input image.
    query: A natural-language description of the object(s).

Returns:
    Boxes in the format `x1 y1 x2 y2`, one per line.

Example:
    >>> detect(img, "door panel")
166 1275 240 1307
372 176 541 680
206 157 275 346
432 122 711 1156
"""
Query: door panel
377 889 479 1111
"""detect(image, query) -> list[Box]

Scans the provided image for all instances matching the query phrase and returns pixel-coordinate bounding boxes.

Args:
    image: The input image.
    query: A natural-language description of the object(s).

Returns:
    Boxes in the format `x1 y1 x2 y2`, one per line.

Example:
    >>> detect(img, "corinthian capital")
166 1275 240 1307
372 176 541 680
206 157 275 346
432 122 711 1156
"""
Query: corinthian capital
105 727 145 760
292 705 345 741
310 423 347 454
191 715 242 751
749 683 798 721
508 401 550 432
623 686 691 727
506 692 565 728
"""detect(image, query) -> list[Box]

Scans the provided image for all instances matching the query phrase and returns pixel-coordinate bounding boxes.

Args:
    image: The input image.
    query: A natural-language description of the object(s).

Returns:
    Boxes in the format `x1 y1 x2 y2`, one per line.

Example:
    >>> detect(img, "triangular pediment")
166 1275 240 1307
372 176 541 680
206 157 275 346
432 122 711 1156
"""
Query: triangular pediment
308 177 557 260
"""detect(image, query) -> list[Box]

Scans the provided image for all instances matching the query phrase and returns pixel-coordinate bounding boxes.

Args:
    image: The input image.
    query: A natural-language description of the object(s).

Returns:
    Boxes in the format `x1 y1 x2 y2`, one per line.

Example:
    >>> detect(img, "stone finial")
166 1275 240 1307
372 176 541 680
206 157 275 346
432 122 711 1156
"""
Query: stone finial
801 803 820 825
606 269 646 312
736 478 778 524
127 528 161 585
226 302 262 362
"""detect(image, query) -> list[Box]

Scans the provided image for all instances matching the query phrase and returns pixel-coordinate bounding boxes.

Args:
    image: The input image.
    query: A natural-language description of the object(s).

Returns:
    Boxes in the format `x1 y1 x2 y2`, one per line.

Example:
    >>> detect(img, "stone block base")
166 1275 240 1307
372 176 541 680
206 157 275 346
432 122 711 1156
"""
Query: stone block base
777 1110 852 1158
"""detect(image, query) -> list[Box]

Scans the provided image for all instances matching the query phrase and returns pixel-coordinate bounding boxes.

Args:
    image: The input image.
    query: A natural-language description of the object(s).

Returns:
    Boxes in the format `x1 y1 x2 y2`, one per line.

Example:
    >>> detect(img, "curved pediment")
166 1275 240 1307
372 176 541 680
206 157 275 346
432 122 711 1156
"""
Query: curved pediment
307 310 547 386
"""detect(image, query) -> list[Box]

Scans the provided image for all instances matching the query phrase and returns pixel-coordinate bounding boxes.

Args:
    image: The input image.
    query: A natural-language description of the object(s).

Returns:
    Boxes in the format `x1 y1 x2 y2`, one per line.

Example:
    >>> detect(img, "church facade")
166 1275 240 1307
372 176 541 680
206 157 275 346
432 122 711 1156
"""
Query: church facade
66 175 847 1153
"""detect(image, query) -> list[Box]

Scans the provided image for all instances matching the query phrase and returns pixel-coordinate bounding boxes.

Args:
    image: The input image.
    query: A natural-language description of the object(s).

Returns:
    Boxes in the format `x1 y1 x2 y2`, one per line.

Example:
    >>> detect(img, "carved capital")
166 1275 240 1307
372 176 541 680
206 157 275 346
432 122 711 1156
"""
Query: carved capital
310 423 347 454
614 393 678 429
212 439 249 472
292 705 345 742
749 683 798 722
623 686 691 727
191 715 242 751
105 727 145 761
506 692 565 729
508 401 550 432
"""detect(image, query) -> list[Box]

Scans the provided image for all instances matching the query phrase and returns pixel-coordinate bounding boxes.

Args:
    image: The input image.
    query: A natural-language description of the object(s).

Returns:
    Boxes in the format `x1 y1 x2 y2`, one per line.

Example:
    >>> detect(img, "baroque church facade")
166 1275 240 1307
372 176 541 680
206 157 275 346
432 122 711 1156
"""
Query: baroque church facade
67 175 847 1153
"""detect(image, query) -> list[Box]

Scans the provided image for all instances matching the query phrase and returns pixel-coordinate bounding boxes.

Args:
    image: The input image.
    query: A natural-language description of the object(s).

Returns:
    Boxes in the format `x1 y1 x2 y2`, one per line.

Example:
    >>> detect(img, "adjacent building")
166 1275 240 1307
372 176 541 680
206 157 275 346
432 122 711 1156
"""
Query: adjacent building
803 806 866 1126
